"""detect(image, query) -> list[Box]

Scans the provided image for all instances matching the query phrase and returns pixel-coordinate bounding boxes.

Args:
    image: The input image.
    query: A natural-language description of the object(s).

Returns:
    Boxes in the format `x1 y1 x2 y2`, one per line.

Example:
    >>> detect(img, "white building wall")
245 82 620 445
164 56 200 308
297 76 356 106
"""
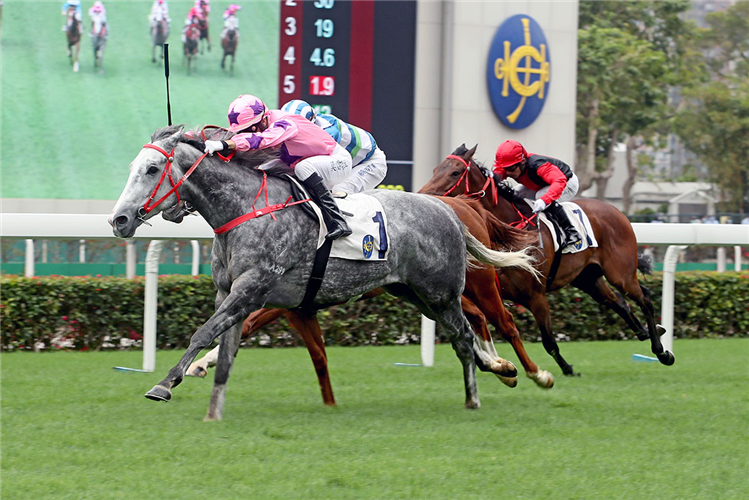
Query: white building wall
413 0 579 191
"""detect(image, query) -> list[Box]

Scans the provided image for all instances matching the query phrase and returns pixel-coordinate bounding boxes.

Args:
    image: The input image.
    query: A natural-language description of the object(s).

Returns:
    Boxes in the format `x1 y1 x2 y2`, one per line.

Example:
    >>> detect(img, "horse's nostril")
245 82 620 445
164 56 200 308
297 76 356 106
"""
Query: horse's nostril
115 215 129 227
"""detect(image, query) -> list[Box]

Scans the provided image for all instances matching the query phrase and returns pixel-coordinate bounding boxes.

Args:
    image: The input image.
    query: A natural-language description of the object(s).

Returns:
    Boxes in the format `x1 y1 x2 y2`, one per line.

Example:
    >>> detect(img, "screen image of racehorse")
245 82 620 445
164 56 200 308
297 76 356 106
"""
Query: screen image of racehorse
108 125 539 419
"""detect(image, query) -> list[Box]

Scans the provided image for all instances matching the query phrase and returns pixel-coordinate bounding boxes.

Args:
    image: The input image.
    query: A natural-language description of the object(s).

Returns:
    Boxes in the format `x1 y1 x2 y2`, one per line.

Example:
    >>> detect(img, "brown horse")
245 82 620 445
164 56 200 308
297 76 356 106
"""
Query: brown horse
187 196 554 406
197 16 210 54
183 21 201 75
419 144 675 375
65 9 81 72
221 28 238 75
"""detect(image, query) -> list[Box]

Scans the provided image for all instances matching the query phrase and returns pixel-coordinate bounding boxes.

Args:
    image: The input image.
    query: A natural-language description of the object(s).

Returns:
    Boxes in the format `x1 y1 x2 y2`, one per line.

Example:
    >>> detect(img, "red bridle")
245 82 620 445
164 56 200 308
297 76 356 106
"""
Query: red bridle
441 155 498 205
441 154 541 228
138 128 309 234
138 126 237 217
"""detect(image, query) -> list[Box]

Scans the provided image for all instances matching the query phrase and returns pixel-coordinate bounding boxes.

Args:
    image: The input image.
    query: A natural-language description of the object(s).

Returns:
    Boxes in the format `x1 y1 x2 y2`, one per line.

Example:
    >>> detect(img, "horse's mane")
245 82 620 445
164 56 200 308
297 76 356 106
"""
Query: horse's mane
454 196 536 251
151 125 281 170
450 144 528 208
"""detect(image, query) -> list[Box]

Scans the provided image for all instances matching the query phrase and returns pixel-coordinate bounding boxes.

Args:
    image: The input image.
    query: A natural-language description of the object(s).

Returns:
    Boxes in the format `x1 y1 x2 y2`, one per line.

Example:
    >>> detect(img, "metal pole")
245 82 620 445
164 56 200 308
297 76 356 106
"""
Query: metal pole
126 240 137 279
660 245 687 354
24 239 34 277
191 240 200 276
735 246 742 272
79 239 86 263
420 315 435 367
143 240 164 373
717 247 726 272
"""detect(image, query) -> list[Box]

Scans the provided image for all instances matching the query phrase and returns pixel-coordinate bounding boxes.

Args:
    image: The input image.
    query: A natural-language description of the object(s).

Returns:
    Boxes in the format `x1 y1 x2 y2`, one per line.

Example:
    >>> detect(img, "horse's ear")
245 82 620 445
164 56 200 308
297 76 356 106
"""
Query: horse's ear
466 144 478 160
452 143 467 155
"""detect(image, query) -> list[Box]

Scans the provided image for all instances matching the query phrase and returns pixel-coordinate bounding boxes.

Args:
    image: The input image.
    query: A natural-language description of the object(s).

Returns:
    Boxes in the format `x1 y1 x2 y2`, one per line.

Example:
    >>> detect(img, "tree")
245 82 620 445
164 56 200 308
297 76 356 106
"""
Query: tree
576 1 697 204
674 0 749 212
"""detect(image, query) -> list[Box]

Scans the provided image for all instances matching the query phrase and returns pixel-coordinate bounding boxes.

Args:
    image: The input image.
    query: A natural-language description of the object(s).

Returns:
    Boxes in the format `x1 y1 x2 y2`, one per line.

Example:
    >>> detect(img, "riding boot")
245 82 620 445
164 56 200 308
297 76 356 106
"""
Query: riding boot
303 172 352 240
545 200 582 247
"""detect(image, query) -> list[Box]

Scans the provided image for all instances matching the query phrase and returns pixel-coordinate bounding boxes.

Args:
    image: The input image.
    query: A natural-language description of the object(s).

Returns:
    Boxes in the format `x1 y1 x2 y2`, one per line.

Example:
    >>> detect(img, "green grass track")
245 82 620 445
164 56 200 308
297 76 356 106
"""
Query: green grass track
1 0 279 200
2 339 748 499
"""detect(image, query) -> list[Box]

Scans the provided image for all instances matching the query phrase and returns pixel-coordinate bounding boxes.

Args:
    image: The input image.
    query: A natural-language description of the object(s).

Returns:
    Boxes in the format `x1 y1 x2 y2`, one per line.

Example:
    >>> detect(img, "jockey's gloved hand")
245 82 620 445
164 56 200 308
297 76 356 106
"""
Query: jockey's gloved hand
204 140 227 155
532 199 547 213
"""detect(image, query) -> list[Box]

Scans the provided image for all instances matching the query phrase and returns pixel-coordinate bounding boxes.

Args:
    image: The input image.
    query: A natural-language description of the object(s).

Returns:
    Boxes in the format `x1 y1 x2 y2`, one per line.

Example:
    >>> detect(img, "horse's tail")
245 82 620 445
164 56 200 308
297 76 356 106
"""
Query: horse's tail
637 253 654 275
464 226 541 281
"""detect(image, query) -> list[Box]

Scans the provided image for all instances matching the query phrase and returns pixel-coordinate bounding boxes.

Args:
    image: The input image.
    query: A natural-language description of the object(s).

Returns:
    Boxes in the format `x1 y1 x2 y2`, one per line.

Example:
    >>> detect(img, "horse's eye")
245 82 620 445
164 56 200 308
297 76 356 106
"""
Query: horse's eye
147 166 159 175
451 170 460 177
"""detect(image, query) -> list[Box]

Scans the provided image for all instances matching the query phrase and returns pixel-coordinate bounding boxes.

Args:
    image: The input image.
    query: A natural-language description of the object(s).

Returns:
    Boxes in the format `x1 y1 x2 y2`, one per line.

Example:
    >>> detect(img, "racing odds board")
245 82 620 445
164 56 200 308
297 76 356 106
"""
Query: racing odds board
278 0 416 191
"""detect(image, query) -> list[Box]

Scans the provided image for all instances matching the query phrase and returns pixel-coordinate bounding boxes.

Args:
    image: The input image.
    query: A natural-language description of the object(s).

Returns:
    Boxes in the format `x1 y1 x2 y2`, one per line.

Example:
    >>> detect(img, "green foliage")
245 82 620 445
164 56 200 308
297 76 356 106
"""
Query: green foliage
673 1 749 211
2 272 747 351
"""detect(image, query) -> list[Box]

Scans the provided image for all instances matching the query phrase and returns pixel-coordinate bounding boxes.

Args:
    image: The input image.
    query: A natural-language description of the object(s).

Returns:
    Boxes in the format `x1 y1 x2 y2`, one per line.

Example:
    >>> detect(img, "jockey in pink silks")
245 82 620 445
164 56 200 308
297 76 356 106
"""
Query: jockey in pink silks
88 1 107 33
150 0 170 25
203 95 353 240
221 4 240 40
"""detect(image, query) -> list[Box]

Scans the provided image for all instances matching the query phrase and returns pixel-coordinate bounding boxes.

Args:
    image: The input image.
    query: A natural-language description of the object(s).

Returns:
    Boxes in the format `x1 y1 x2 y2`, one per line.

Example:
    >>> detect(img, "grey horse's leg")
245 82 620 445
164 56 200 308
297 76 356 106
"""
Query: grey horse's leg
205 321 242 421
385 283 480 408
442 304 481 409
145 279 266 402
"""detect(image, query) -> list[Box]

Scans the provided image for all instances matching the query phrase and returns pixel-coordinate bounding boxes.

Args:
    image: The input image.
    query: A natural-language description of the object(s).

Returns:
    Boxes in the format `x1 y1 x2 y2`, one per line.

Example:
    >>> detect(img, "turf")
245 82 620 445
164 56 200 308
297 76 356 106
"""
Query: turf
1 0 279 200
2 338 748 499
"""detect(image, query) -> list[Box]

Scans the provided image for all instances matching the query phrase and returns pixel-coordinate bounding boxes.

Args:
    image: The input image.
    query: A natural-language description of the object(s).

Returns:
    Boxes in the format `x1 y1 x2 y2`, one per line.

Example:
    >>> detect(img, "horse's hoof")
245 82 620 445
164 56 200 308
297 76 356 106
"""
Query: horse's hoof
657 350 675 366
494 359 517 378
656 324 667 336
464 399 481 410
528 370 555 389
145 385 172 402
562 365 580 377
496 375 518 388
187 366 207 378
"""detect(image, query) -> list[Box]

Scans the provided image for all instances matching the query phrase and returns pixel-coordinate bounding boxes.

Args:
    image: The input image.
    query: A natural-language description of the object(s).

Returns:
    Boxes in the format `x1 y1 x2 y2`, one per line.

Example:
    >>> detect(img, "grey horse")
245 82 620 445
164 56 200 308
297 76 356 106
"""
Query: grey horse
91 16 107 74
109 126 538 420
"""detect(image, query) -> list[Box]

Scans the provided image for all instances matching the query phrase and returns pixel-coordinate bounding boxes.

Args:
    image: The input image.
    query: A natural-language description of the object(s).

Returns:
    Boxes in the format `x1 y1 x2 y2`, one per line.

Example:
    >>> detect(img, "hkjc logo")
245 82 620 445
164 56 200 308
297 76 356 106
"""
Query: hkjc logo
486 15 550 129
362 234 375 259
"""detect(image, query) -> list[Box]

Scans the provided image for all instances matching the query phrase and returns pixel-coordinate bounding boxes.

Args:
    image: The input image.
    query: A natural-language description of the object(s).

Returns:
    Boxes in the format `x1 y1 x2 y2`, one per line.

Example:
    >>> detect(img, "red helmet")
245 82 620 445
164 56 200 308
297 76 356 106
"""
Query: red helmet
494 140 528 169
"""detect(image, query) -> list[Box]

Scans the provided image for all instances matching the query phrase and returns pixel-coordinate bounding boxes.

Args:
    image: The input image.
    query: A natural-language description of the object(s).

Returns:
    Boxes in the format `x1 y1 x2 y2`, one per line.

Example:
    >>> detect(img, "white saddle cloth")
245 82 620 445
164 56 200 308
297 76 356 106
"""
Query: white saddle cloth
526 200 598 254
308 193 390 261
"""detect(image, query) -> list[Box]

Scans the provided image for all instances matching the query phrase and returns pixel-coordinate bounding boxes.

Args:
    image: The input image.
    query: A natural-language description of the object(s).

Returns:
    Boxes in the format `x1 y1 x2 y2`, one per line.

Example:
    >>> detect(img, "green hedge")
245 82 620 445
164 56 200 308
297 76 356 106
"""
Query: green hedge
1 272 747 351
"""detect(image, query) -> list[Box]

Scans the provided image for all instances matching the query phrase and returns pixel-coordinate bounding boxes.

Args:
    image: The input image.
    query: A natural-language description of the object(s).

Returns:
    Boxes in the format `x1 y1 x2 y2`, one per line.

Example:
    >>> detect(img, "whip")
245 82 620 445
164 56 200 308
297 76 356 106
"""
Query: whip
164 43 172 125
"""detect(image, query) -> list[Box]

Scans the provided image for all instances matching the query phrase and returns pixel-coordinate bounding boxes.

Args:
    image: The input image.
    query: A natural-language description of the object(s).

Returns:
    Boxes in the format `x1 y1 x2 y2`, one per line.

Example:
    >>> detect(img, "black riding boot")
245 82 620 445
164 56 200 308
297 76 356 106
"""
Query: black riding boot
303 172 352 240
546 201 582 247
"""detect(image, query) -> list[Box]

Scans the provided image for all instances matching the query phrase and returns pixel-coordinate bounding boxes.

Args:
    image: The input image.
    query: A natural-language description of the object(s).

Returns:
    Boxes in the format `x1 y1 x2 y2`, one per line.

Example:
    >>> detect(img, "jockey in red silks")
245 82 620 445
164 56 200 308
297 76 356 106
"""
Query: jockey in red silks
204 94 354 240
492 140 582 248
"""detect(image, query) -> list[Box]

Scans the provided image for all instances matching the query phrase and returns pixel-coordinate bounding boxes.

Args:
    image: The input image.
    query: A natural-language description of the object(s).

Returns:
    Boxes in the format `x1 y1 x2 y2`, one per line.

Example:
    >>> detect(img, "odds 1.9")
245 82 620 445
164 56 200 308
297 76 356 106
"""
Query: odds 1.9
309 76 335 96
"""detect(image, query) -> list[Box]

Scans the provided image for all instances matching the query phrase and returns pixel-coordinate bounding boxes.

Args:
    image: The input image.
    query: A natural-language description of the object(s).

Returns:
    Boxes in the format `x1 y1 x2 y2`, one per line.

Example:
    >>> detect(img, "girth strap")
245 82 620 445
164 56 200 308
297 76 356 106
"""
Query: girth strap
296 239 334 313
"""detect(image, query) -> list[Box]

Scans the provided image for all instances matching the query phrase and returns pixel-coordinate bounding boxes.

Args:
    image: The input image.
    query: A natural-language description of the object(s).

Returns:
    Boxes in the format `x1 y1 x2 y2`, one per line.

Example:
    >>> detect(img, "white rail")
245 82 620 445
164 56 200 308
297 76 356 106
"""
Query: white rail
2 214 747 371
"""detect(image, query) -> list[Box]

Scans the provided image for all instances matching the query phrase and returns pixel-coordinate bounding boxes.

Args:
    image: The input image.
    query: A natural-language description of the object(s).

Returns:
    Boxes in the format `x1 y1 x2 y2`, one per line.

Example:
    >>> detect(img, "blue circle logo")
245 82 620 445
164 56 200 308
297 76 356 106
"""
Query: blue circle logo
486 15 551 129
362 235 374 259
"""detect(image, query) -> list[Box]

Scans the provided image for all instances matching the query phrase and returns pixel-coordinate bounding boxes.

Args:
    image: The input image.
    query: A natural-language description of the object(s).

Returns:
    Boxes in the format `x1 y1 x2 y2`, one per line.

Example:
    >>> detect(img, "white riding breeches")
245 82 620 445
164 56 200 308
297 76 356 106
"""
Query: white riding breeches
293 143 352 189
515 173 579 203
332 148 388 194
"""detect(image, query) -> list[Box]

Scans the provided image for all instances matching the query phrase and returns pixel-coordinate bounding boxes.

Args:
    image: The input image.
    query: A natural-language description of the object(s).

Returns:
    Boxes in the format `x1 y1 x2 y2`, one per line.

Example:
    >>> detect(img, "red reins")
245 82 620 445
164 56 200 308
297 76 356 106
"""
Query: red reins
139 130 309 234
